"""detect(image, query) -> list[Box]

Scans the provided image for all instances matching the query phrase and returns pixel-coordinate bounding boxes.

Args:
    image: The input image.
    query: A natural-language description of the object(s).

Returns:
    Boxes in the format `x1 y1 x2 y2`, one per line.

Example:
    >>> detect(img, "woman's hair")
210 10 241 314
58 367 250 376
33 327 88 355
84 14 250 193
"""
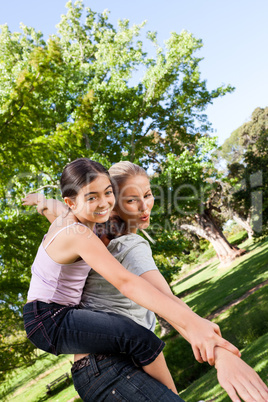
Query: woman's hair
60 158 110 199
108 161 148 198
95 214 128 241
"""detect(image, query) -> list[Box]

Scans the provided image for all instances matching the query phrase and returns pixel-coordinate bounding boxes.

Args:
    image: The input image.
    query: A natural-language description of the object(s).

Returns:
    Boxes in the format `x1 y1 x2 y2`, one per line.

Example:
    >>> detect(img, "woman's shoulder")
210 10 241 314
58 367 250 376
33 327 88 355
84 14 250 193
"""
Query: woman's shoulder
107 233 151 257
110 233 149 246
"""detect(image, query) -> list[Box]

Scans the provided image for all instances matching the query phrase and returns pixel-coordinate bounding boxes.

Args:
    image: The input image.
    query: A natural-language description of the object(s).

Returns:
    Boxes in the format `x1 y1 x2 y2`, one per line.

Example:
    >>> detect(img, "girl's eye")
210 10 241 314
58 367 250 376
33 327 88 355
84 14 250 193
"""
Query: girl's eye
127 199 137 203
87 197 96 202
106 190 114 196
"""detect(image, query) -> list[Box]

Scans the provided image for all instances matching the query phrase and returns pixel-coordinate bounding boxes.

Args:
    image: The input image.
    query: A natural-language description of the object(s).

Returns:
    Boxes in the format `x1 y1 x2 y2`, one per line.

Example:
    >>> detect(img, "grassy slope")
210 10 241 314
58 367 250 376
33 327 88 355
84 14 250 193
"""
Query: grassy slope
1 354 79 402
166 236 268 399
180 333 268 402
173 237 268 318
2 236 268 401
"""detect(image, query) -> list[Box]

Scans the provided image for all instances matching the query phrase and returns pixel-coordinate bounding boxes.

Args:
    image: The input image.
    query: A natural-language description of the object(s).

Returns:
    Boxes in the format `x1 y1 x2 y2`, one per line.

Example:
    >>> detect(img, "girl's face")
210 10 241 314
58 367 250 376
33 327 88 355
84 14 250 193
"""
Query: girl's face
66 174 115 229
114 175 154 234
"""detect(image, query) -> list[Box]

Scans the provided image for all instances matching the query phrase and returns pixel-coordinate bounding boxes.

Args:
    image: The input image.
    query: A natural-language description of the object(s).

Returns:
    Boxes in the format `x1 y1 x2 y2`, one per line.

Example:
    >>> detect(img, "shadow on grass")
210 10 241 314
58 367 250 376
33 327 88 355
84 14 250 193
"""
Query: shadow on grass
34 381 75 402
1 354 69 398
182 241 268 318
175 237 268 297
176 263 215 288
175 279 211 298
179 333 268 402
165 286 268 393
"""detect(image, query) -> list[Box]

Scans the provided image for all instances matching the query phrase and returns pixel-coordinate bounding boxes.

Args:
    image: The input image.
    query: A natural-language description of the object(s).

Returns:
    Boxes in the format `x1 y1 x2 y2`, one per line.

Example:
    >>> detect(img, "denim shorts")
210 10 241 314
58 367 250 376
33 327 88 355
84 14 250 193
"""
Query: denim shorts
23 301 165 366
72 354 185 401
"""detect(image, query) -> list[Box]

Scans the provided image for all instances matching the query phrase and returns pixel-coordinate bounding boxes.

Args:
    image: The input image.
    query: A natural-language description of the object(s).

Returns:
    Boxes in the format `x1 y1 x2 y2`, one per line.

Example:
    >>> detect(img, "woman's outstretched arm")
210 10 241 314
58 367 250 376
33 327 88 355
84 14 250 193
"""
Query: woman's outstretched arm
141 271 268 402
22 193 66 223
214 347 268 402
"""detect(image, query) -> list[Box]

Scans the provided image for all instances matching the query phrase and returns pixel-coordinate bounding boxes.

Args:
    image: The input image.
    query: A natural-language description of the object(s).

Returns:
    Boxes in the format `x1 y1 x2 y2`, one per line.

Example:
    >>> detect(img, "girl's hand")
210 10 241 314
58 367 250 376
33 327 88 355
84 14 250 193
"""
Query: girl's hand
215 347 268 402
186 316 240 366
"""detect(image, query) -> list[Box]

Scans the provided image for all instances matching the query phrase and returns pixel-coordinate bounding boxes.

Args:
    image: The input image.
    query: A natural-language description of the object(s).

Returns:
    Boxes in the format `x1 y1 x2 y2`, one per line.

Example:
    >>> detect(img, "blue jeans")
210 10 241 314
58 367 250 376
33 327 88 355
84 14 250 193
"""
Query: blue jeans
23 301 165 366
72 354 185 401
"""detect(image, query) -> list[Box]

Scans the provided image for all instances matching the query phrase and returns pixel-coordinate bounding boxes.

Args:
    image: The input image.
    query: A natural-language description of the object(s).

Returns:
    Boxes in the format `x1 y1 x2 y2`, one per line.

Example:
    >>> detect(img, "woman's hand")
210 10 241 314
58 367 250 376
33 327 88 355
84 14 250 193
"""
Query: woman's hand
140 270 240 366
185 316 241 366
22 193 47 214
215 347 268 402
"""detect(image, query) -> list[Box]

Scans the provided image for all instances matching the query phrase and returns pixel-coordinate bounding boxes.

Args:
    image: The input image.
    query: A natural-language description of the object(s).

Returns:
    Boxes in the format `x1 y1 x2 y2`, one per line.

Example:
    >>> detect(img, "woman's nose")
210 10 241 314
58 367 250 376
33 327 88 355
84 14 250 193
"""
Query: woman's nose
139 200 147 211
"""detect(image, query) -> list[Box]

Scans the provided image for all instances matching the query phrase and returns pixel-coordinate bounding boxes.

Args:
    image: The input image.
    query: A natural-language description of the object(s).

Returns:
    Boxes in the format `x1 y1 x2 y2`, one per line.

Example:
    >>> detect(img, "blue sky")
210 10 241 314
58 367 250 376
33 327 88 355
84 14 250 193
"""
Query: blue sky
1 0 267 145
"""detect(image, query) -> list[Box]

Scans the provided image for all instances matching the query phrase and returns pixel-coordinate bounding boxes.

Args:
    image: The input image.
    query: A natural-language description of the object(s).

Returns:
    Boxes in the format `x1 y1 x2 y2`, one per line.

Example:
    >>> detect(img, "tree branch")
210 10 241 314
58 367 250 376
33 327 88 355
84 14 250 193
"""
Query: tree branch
179 223 210 241
0 73 40 134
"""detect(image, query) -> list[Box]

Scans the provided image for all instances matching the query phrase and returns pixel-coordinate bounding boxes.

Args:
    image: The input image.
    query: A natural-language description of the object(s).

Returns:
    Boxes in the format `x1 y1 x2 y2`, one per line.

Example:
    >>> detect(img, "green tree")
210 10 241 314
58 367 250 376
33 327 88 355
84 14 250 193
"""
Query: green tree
0 0 233 378
221 107 268 236
151 137 245 265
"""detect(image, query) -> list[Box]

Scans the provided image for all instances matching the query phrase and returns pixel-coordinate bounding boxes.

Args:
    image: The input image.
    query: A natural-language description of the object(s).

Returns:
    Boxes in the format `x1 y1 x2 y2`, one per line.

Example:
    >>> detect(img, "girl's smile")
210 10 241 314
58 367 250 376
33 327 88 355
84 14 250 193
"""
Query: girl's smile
94 209 110 216
66 174 115 227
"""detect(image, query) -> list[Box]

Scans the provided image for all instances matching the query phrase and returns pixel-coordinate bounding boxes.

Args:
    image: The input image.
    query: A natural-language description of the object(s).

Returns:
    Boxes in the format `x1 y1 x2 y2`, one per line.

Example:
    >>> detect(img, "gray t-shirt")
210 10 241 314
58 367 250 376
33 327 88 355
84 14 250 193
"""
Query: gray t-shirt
80 233 158 331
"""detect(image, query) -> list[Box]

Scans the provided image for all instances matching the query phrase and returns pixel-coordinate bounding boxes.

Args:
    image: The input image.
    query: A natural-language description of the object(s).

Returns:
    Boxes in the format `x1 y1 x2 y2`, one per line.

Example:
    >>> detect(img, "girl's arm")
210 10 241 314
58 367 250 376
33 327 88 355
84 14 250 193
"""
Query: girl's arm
73 227 240 366
22 194 67 224
141 270 193 340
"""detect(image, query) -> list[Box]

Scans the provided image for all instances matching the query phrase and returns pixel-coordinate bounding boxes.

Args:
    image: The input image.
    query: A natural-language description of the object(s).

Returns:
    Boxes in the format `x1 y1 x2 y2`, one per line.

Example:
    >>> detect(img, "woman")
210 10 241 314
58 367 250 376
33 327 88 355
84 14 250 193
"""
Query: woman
23 160 268 402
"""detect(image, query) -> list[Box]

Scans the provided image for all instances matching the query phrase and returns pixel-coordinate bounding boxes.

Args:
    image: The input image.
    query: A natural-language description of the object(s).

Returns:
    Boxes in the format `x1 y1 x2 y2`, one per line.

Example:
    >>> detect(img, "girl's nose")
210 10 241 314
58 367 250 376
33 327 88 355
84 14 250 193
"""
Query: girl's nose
99 196 108 208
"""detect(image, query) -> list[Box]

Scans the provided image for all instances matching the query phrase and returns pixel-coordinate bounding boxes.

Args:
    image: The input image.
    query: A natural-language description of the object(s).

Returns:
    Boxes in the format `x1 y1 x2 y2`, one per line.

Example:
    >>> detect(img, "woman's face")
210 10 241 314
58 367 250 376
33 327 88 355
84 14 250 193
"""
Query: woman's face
67 174 115 228
114 175 154 233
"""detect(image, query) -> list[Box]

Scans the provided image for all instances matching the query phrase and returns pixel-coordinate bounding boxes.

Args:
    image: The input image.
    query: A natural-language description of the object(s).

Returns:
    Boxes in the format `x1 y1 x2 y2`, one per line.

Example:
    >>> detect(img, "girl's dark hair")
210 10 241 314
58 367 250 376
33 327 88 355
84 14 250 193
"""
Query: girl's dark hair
60 158 110 199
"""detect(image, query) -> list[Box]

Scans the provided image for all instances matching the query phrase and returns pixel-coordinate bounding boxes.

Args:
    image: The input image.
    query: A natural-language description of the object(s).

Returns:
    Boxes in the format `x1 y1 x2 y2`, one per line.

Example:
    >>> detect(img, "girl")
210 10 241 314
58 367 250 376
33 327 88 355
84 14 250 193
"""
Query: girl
24 161 268 402
23 158 241 398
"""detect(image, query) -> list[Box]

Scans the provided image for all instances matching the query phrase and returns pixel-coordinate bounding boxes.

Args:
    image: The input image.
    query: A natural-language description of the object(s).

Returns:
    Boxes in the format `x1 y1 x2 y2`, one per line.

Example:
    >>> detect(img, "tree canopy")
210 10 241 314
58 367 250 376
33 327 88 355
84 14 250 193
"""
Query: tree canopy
223 107 268 235
0 0 235 380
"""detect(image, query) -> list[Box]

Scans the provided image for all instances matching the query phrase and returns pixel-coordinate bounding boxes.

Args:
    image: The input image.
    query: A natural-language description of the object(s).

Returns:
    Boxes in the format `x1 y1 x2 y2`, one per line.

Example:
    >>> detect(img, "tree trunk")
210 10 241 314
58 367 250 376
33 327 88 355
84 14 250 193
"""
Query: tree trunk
232 213 254 239
180 208 246 265
155 314 173 337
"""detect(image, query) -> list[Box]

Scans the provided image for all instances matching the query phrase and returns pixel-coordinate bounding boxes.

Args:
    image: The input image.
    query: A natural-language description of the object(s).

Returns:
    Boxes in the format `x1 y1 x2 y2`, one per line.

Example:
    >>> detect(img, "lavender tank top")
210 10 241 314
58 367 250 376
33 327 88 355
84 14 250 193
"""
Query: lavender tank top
27 223 91 306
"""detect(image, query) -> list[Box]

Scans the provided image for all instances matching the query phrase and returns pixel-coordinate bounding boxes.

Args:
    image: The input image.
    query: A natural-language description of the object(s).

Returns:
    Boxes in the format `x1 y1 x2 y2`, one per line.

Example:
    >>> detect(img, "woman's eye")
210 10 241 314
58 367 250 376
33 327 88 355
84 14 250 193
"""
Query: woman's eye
87 197 96 202
127 199 136 203
106 190 113 196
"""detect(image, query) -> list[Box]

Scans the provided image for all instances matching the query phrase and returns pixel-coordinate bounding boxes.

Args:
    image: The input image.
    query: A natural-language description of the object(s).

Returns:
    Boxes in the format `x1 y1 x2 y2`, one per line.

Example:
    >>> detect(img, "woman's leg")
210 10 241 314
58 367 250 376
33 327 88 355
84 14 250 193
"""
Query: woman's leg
72 354 185 402
144 352 178 394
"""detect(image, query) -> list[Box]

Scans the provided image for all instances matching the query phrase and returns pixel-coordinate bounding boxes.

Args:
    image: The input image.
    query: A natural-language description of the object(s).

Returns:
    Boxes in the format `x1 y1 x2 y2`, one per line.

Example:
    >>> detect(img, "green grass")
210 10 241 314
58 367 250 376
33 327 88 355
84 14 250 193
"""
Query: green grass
173 237 268 317
163 283 268 392
214 285 268 349
1 354 79 402
162 236 268 393
179 333 268 402
2 234 268 401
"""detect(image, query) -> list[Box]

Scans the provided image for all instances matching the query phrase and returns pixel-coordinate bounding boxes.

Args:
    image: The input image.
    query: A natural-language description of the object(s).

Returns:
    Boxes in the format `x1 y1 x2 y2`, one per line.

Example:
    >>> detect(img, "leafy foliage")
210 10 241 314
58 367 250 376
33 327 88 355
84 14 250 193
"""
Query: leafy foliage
151 136 222 225
0 0 234 380
224 107 268 234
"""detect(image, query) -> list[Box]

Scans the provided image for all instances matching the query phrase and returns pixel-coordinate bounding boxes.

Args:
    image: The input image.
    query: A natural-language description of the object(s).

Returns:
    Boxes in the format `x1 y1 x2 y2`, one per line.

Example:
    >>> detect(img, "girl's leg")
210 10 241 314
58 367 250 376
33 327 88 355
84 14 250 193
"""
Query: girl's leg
24 301 164 366
63 309 176 391
72 354 184 402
